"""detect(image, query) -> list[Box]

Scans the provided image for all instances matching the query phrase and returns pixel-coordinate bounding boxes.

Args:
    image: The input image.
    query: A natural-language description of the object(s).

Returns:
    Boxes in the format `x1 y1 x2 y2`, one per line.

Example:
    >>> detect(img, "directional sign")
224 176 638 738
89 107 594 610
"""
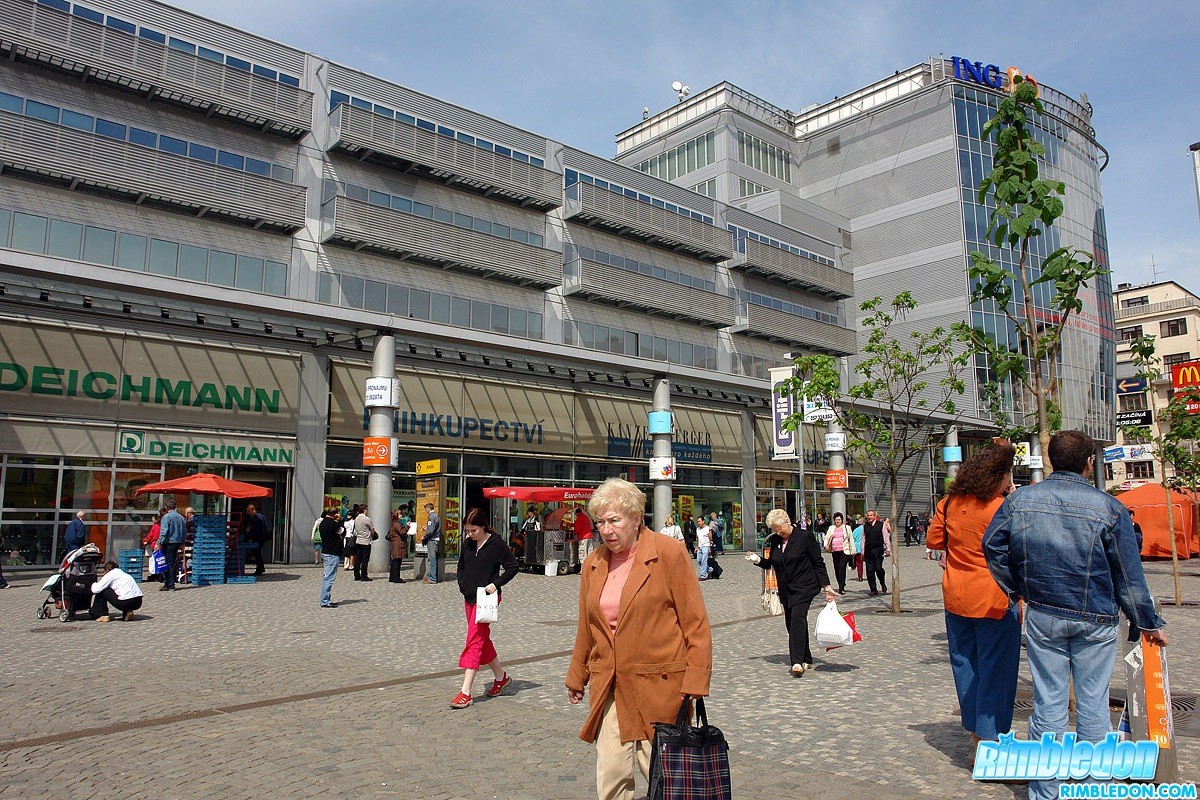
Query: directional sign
1116 377 1147 394
1116 409 1153 427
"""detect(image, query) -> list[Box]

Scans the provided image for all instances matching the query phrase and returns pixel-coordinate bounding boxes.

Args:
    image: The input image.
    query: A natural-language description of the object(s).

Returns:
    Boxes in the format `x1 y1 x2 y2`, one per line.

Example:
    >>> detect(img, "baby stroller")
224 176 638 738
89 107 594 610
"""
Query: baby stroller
38 543 102 622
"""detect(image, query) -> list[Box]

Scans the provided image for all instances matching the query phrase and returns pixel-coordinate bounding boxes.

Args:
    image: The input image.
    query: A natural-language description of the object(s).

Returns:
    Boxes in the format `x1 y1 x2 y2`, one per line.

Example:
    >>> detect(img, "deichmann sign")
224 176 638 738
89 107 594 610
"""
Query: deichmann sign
0 318 300 434
117 429 294 465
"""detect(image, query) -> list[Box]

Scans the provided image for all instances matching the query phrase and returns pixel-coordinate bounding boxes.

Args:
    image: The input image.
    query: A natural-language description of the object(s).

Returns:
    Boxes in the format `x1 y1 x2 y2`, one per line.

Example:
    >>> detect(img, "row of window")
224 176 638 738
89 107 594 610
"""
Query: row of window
736 353 777 380
728 225 835 268
37 0 301 87
738 178 771 198
634 131 716 182
328 91 544 168
0 206 288 295
317 272 544 341
739 291 839 325
573 245 717 294
1118 319 1190 341
564 170 714 226
331 181 545 248
569 321 719 371
691 179 717 198
736 131 792 183
0 90 295 183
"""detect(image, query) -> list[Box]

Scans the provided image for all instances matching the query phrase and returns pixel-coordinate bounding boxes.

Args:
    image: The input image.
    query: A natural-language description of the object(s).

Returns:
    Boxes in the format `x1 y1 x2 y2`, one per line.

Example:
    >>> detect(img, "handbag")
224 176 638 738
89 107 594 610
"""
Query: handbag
760 557 783 616
646 697 731 800
474 587 499 624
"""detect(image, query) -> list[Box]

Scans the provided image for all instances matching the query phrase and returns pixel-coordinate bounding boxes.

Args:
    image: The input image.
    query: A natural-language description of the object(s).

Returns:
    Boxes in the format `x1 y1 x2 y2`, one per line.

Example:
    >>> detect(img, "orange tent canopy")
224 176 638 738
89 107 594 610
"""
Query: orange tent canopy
1118 482 1196 559
134 473 273 499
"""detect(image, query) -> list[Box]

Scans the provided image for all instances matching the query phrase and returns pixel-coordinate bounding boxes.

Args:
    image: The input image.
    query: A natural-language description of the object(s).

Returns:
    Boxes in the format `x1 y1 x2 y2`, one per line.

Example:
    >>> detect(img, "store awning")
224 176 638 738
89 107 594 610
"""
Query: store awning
483 486 594 502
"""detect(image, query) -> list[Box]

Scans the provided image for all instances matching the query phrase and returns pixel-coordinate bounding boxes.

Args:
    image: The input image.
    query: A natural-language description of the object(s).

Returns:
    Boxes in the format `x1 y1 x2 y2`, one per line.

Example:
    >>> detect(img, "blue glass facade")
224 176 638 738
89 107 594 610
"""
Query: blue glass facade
953 85 1115 440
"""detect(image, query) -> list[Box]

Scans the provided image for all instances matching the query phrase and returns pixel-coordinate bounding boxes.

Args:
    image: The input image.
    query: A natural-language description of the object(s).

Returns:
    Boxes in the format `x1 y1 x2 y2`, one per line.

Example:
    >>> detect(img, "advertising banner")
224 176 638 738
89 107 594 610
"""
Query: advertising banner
768 367 796 460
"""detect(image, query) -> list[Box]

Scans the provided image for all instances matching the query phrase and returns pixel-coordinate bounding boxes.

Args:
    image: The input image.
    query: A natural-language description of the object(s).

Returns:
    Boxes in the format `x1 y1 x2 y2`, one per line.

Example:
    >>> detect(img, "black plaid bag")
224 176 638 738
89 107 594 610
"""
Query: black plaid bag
646 697 731 800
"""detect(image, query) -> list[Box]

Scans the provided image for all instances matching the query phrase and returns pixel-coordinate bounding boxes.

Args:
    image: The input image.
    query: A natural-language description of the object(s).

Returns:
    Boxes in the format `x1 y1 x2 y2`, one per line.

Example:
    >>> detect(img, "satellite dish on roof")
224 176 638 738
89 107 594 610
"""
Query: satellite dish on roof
671 80 683 92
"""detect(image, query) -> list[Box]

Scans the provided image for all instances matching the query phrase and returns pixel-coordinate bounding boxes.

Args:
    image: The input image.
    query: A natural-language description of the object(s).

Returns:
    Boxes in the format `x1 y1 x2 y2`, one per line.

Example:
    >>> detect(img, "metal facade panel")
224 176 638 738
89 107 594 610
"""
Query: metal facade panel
331 104 561 209
724 206 837 258
729 238 853 298
807 150 957 220
327 195 561 288
737 306 856 355
849 203 960 266
0 110 306 232
0 0 312 135
81 0 306 71
326 63 546 156
565 258 736 327
563 182 732 262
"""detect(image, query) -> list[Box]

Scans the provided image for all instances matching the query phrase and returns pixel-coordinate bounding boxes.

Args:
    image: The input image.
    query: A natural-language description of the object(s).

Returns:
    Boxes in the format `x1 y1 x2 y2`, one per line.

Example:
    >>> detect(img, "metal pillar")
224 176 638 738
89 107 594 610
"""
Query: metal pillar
367 329 396 573
1029 436 1044 484
945 425 961 481
827 419 846 521
650 377 673 531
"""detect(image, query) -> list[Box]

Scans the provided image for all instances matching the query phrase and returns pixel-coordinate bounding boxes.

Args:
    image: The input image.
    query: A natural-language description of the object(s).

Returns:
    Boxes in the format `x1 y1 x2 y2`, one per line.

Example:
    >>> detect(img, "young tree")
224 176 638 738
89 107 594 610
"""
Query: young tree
954 74 1108 471
1125 335 1200 606
781 292 969 613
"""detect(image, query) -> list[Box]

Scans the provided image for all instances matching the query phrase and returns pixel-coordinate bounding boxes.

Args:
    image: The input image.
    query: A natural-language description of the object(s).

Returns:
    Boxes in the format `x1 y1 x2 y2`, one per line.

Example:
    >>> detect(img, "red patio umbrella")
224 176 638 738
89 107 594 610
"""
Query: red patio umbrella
134 473 273 499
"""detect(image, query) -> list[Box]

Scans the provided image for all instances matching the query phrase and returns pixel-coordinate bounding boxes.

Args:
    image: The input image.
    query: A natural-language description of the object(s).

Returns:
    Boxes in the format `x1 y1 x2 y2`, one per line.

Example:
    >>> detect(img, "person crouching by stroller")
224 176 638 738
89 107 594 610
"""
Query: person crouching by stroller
90 561 144 622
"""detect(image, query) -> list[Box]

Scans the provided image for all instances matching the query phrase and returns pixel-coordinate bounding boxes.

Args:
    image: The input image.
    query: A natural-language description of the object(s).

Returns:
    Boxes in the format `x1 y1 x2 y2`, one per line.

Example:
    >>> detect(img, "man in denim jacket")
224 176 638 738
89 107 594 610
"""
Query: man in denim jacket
983 430 1167 800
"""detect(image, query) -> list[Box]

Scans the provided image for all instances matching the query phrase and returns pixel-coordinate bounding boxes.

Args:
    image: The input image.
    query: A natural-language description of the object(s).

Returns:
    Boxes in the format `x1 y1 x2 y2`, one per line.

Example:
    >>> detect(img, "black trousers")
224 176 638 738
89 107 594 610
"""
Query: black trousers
247 541 265 575
866 553 887 593
90 588 143 619
831 552 852 592
389 557 406 582
354 543 371 579
783 596 815 666
161 543 182 589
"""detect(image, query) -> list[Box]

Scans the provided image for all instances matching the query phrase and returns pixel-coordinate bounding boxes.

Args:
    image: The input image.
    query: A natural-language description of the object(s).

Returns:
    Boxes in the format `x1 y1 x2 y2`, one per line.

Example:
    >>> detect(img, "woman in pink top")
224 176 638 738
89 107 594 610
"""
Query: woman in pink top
821 512 853 594
565 478 712 800
926 441 1018 750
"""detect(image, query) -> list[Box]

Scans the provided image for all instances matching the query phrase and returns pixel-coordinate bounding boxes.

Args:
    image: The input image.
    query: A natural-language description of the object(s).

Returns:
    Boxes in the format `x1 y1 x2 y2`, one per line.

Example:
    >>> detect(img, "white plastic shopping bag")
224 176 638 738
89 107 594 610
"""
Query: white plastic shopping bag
814 600 854 648
474 587 499 624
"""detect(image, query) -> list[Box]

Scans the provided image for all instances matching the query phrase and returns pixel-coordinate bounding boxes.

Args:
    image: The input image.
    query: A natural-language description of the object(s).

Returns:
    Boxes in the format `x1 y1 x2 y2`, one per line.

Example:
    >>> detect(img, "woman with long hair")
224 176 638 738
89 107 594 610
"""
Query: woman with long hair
450 507 519 709
926 441 1019 751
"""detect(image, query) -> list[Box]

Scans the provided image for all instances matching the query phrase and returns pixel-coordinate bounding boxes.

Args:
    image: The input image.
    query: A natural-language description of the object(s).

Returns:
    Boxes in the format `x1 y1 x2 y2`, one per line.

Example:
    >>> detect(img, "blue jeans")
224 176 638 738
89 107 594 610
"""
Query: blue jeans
944 607 1020 739
321 553 339 606
1025 606 1118 800
427 545 439 583
161 543 182 589
697 546 710 577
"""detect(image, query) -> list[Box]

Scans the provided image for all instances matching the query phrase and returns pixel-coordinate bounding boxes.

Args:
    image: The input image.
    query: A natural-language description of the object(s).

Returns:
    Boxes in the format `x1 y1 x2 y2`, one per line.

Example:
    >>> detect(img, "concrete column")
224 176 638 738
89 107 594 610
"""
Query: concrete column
650 377 673 531
827 418 846 521
945 425 961 482
289 351 331 564
367 330 396 573
1029 436 1044 484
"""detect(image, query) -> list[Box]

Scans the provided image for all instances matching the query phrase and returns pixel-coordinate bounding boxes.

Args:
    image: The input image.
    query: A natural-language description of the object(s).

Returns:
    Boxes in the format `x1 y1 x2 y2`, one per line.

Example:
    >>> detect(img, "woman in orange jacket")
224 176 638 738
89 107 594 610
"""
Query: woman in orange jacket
926 441 1019 751
566 478 712 800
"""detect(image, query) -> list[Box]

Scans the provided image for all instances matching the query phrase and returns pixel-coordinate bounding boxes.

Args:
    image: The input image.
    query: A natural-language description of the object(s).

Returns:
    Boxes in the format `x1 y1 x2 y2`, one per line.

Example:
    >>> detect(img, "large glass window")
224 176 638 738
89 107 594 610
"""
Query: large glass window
148 239 179 276
47 220 83 259
116 233 148 270
82 226 116 265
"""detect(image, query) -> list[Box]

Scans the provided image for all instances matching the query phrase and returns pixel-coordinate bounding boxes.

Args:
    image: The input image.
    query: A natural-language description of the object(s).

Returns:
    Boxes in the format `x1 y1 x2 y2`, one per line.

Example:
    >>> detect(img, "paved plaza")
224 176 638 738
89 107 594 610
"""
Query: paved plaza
1 547 1196 799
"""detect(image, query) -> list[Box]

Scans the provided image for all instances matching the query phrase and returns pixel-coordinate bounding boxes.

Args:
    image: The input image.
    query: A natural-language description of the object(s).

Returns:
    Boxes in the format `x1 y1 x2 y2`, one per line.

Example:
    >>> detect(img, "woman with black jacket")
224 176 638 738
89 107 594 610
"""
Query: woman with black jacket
746 508 838 676
450 507 520 709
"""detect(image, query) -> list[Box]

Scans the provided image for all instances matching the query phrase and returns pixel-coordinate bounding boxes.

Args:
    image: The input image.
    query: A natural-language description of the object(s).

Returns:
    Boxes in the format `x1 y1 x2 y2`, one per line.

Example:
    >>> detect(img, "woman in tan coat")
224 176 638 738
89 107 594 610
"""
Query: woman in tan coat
565 478 712 800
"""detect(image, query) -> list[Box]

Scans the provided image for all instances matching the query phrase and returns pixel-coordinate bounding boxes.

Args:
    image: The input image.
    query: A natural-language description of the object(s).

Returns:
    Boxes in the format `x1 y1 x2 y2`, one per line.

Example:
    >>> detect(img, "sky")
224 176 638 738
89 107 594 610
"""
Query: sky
178 0 1200 290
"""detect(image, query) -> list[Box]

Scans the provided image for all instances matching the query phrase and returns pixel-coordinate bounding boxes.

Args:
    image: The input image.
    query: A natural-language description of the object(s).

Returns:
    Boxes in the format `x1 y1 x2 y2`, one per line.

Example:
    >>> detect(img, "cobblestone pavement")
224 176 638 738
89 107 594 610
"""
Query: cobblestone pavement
1 548 1196 799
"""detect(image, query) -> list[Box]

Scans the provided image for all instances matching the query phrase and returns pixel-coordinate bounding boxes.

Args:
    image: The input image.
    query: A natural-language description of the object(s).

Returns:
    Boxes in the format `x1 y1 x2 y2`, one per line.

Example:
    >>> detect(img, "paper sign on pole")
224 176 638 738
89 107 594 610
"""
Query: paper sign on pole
364 377 399 408
649 456 676 480
1013 442 1030 466
824 433 846 452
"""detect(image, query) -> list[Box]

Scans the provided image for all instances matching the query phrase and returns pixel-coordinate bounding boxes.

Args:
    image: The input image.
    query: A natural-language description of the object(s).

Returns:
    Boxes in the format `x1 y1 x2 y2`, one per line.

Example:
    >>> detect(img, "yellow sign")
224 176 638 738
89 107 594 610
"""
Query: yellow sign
416 458 445 475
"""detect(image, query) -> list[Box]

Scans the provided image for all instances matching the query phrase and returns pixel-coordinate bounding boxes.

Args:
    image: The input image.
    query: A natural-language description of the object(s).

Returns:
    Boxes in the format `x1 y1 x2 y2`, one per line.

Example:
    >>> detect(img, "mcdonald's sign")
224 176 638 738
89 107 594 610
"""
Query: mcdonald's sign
1171 360 1200 390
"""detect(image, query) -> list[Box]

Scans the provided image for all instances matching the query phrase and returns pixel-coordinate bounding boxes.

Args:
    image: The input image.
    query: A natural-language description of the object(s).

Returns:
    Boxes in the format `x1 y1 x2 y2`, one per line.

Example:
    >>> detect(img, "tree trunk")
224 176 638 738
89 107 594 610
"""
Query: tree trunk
890 472 901 613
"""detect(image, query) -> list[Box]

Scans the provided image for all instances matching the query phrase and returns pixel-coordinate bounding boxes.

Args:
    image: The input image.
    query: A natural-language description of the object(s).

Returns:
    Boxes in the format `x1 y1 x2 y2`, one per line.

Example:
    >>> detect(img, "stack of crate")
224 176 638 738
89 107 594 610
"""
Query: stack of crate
190 514 227 586
118 548 143 583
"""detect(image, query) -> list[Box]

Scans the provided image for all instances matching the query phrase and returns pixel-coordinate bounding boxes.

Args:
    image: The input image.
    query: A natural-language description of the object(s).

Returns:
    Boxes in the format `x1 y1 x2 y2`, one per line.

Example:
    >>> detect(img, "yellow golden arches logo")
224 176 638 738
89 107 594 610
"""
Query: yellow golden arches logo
1172 362 1200 390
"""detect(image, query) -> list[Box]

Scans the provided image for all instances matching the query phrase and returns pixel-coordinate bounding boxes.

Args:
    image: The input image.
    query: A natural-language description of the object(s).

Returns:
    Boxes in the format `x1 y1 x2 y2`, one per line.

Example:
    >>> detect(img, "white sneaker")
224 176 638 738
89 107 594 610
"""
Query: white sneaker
803 663 813 673
791 663 805 675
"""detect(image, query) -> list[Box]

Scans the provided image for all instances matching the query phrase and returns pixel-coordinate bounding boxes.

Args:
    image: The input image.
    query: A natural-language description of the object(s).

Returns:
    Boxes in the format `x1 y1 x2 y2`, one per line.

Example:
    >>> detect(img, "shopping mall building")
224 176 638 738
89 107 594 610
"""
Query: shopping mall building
0 0 1114 567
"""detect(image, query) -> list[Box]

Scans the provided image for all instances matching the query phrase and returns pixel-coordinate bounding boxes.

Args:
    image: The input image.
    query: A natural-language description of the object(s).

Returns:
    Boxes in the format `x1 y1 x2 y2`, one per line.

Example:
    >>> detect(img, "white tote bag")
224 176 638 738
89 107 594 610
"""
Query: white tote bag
814 600 854 648
474 587 499 624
